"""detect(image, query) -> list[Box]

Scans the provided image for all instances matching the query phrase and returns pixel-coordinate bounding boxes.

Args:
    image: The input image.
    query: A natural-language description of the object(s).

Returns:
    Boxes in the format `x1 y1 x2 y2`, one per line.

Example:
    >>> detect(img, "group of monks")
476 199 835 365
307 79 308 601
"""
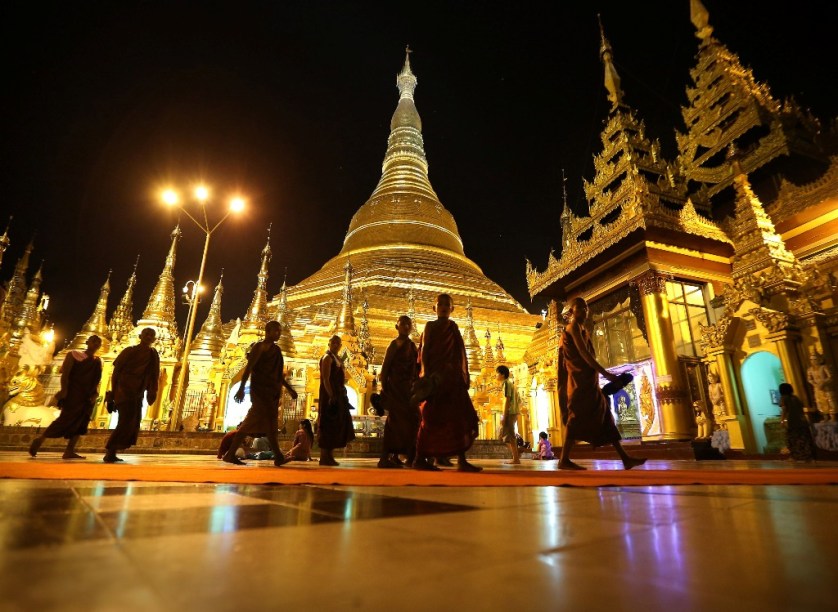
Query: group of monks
28 293 645 472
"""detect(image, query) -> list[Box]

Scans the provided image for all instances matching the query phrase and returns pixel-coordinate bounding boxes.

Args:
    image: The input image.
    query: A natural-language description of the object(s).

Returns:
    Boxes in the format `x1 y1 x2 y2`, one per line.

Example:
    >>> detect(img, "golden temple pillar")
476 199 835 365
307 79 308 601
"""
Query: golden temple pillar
544 378 563 446
215 378 232 431
773 335 808 406
634 271 693 439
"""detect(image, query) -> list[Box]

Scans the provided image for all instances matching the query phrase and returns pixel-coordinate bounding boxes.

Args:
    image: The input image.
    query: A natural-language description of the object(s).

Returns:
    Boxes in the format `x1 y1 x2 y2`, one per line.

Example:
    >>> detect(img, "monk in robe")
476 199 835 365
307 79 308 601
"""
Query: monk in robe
557 297 646 470
317 334 356 466
225 320 297 466
415 294 481 472
104 327 160 463
378 315 420 468
29 335 103 459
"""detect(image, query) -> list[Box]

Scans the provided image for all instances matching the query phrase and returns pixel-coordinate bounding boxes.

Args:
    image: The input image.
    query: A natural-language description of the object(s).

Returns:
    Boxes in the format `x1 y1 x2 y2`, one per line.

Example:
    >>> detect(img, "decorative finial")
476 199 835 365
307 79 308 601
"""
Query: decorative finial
597 14 624 111
690 0 713 40
397 45 418 100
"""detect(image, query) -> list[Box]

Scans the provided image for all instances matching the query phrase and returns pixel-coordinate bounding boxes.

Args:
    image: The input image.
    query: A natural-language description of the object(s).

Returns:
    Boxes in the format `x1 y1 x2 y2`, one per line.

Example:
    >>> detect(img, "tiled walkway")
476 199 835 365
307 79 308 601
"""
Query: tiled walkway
2 453 837 611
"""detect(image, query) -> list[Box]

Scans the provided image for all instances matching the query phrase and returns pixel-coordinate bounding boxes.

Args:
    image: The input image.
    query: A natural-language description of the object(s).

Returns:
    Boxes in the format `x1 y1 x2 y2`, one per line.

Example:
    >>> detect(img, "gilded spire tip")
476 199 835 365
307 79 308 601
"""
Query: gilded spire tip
690 0 713 39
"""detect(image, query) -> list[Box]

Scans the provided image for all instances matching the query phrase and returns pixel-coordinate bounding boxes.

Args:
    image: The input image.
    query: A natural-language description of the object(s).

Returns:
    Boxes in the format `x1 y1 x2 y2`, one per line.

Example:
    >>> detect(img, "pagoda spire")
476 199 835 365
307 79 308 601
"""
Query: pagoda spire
464 299 482 373
358 295 374 362
140 225 181 325
582 21 687 221
276 280 297 357
108 256 139 346
339 48 468 258
0 216 11 270
495 331 506 365
334 259 356 340
10 260 44 349
598 15 624 111
190 272 225 358
559 169 575 254
482 329 495 371
729 159 799 283
0 236 34 327
241 225 272 337
676 0 820 202
67 270 111 351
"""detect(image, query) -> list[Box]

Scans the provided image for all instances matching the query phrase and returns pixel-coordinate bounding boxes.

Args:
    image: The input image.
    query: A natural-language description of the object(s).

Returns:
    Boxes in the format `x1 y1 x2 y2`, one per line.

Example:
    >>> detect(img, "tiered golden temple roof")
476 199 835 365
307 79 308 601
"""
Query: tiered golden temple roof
527 19 732 300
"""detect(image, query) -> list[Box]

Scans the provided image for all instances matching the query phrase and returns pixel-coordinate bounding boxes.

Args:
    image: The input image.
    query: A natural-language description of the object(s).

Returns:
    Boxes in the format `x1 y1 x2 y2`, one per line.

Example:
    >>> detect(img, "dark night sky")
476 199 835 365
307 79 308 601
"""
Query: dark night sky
1 0 836 345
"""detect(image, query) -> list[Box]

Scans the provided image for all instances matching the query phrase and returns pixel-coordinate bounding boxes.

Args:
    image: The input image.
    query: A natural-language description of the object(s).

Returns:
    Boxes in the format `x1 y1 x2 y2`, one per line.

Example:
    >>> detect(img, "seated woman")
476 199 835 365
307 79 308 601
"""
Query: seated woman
285 419 314 461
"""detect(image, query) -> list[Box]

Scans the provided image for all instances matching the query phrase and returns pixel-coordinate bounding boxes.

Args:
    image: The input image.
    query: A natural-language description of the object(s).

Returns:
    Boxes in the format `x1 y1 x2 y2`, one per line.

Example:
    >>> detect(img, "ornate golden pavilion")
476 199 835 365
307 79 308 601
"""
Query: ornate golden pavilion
526 1 838 453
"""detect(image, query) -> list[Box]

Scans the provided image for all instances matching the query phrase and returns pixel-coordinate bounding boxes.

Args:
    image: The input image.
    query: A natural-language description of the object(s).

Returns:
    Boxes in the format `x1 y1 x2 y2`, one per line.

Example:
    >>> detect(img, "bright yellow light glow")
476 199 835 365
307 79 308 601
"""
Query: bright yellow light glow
194 185 210 202
162 189 179 206
229 197 245 213
42 329 55 343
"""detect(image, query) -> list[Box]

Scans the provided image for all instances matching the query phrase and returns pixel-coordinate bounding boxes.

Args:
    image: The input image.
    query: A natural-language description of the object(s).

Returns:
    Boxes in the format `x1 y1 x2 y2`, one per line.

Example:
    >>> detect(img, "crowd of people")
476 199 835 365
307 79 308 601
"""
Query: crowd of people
26 293 821 468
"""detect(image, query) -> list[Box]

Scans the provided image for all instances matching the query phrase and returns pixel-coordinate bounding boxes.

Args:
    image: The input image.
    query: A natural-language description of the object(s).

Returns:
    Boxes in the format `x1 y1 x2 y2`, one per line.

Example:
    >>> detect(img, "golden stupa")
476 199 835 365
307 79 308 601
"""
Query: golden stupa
272 50 539 375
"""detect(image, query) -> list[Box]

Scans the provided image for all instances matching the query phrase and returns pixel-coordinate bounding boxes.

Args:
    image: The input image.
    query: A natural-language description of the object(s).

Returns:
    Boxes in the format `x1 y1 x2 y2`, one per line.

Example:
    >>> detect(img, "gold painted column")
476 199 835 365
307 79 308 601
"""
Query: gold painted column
774 336 807 403
544 377 564 445
634 270 693 439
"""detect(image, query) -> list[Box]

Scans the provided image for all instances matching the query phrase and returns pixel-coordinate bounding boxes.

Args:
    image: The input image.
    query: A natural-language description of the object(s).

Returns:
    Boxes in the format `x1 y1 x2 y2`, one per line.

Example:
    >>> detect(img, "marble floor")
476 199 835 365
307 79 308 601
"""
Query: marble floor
2 453 837 611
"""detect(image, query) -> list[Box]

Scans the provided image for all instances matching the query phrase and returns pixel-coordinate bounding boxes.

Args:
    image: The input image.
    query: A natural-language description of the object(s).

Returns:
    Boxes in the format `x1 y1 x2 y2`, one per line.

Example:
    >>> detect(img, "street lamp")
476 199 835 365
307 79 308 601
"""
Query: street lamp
163 184 245 430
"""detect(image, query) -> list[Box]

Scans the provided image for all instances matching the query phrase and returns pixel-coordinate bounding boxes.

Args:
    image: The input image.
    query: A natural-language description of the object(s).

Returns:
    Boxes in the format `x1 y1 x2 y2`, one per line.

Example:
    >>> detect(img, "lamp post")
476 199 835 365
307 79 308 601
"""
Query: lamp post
163 185 245 431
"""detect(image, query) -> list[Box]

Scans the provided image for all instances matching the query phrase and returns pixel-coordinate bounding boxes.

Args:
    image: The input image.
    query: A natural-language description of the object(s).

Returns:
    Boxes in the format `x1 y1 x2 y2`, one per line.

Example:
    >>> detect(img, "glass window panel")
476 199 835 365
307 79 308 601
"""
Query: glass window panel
666 282 681 301
684 284 705 306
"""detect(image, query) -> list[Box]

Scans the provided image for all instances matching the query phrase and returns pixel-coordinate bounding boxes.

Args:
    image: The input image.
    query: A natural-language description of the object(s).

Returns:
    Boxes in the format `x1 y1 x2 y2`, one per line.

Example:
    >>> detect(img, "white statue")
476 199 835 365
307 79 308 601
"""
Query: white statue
707 370 726 422
1 365 59 427
807 349 836 418
17 329 54 368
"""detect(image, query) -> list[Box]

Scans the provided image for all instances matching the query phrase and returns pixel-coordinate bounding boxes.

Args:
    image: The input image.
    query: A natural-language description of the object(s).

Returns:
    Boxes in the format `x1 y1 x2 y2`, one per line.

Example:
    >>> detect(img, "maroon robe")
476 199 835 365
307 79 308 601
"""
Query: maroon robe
106 344 160 451
239 342 285 435
317 352 356 450
285 429 312 461
380 336 420 455
416 318 478 456
43 351 102 439
558 326 620 446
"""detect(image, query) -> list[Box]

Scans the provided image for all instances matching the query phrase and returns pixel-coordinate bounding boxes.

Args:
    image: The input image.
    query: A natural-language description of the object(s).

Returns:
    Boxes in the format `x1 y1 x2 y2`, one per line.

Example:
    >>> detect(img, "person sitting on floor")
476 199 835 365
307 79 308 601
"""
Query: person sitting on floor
536 431 555 460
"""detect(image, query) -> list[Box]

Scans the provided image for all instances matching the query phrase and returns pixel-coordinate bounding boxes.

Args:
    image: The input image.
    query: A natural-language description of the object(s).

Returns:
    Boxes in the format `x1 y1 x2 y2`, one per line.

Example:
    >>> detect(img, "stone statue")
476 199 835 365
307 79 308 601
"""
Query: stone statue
693 400 714 438
807 349 836 418
707 370 726 421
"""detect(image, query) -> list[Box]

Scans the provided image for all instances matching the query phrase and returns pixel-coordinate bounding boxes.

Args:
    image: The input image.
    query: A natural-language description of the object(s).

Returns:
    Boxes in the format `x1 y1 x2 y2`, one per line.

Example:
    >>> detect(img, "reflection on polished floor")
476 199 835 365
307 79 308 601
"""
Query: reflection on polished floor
2 453 837 611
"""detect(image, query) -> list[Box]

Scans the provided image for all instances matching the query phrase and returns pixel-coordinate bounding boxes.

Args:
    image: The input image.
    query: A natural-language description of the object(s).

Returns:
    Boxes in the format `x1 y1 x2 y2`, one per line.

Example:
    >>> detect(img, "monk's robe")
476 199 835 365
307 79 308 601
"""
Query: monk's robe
558 326 620 446
380 336 420 457
317 352 356 450
106 344 160 451
416 318 479 456
42 351 102 439
239 342 285 435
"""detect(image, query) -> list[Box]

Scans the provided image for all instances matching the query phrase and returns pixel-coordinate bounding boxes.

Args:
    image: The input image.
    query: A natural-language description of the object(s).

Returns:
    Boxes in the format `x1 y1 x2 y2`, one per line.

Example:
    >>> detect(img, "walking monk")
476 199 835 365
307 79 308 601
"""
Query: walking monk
378 315 420 468
29 335 103 459
104 327 160 463
224 320 297 466
557 297 645 470
317 335 356 466
414 294 481 472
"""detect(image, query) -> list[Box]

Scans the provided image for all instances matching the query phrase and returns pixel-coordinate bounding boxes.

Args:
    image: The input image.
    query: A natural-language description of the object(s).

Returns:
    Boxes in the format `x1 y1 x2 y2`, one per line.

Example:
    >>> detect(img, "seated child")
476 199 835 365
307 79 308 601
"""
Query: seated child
537 431 555 460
